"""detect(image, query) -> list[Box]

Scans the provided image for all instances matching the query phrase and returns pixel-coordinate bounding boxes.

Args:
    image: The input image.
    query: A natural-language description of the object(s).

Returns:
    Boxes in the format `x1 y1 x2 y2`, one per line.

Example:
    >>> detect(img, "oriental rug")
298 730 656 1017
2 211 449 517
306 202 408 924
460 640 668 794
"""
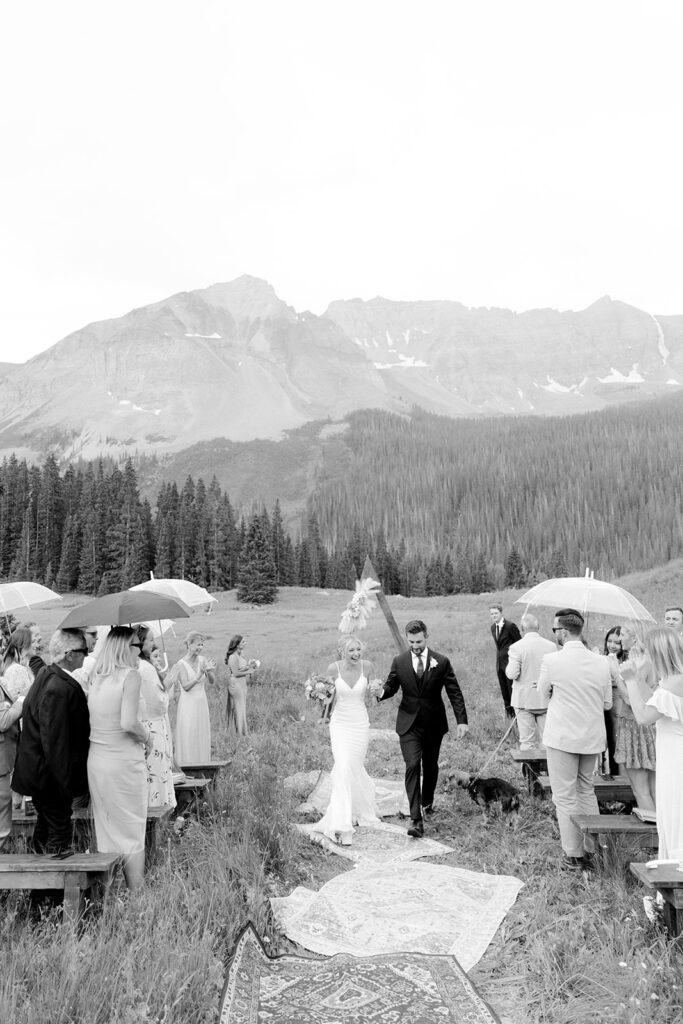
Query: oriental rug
220 922 499 1023
296 770 410 818
297 819 454 866
271 862 523 972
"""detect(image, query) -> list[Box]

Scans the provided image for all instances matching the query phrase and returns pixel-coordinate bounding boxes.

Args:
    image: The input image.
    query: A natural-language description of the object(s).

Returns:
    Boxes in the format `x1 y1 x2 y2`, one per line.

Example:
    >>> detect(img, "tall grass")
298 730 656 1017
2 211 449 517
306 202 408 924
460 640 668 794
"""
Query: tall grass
2 578 682 1022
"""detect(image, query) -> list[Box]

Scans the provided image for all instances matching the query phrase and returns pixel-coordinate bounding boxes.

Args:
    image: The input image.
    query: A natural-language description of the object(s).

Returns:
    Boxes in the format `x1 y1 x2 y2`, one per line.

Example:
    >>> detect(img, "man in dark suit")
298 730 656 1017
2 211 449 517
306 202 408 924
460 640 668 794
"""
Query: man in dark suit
12 628 90 855
377 619 468 837
489 603 521 720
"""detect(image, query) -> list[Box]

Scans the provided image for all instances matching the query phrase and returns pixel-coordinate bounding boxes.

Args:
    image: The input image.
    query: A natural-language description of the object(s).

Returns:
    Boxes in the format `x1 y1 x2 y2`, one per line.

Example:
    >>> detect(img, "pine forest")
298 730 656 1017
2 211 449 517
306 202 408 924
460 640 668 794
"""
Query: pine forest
0 392 681 600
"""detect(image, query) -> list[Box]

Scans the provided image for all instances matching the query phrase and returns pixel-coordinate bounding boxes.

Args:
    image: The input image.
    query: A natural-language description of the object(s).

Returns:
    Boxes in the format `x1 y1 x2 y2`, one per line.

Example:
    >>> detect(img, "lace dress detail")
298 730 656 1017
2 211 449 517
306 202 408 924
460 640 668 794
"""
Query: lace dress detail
312 665 380 845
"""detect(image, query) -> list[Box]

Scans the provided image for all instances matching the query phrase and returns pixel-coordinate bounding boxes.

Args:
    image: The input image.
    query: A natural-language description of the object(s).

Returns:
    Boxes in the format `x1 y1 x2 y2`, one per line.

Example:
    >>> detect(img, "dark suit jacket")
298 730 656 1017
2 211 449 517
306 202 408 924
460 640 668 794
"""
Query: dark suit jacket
381 649 467 737
12 663 90 800
491 620 521 667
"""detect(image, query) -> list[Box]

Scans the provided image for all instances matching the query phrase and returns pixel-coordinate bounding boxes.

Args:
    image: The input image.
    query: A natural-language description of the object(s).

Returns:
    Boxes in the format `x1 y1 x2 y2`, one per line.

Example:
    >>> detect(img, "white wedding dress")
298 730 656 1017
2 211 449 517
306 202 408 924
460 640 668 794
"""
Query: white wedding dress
312 665 380 845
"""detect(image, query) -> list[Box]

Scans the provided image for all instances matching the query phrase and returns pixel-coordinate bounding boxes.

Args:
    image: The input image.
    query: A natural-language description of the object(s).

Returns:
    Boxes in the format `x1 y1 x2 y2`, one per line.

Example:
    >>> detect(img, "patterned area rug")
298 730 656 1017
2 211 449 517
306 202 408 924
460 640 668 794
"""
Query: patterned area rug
271 861 523 972
296 770 411 818
220 922 500 1023
297 820 454 866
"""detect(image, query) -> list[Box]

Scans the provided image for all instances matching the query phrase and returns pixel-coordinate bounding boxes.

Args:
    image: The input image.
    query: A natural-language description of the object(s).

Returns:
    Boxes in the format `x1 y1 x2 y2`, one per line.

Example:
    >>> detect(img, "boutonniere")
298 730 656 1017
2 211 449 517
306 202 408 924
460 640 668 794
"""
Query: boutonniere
429 657 438 670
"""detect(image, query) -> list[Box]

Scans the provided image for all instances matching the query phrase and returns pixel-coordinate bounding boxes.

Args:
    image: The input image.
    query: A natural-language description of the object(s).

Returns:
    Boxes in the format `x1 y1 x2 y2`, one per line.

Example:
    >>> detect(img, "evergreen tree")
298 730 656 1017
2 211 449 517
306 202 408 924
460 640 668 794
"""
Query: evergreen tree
236 512 277 604
55 512 81 592
504 547 526 588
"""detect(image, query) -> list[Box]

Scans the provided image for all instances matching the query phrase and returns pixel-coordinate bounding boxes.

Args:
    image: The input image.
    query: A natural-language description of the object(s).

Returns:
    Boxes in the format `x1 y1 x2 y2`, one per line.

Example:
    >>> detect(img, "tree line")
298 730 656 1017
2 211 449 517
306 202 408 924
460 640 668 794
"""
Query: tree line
1 391 681 602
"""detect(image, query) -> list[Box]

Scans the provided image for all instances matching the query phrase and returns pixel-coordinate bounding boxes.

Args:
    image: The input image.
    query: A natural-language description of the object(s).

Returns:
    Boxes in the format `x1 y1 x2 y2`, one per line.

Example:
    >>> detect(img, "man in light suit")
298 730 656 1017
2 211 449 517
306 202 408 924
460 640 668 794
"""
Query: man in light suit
538 608 612 869
489 603 521 719
505 613 555 749
378 619 468 838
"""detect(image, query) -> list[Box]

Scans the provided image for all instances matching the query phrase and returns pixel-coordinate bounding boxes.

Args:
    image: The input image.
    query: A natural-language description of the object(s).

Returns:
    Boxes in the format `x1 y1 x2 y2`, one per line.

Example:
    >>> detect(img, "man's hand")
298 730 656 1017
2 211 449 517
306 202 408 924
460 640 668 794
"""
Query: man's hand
455 724 469 740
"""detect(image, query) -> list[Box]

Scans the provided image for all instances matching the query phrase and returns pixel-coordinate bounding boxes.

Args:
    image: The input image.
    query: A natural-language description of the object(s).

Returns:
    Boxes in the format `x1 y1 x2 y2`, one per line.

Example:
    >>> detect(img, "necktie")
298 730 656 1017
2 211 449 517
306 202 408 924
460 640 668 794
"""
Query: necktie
496 624 501 640
416 655 424 679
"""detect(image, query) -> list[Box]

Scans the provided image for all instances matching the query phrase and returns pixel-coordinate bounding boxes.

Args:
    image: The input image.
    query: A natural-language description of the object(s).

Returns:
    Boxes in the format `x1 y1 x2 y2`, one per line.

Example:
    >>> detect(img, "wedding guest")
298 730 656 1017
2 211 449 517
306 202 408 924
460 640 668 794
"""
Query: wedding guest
170 632 216 764
624 627 683 860
88 627 152 890
538 609 612 870
601 626 627 777
489 604 521 720
73 627 100 694
505 613 555 749
664 607 683 637
1 627 36 700
24 621 46 678
225 635 255 737
134 625 175 810
613 621 657 812
12 629 90 855
0 676 23 849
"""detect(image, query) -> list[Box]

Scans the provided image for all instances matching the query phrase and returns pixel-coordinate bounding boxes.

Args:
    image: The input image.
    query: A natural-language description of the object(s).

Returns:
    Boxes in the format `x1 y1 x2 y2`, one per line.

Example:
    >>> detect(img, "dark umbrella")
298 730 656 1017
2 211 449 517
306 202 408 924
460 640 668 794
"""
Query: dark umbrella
59 590 193 628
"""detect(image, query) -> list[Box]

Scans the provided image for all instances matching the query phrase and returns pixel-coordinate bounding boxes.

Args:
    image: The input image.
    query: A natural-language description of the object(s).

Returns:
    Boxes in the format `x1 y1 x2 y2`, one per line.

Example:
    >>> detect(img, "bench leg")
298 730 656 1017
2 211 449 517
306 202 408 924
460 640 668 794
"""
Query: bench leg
62 876 84 923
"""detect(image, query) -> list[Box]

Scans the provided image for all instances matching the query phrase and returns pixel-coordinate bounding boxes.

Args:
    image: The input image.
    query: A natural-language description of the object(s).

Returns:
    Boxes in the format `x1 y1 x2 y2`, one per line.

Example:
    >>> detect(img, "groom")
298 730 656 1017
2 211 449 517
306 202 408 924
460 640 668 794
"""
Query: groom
377 619 468 837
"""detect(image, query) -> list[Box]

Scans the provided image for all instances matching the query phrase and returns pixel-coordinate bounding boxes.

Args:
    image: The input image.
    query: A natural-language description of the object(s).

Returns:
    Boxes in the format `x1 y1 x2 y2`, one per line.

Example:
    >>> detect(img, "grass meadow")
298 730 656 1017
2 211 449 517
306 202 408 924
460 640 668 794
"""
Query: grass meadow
1 562 683 1023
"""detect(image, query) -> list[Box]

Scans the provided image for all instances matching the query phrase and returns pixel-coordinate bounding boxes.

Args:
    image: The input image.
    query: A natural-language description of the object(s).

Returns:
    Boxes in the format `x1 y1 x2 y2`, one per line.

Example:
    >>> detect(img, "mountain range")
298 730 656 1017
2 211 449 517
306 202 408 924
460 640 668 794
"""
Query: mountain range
1 275 682 463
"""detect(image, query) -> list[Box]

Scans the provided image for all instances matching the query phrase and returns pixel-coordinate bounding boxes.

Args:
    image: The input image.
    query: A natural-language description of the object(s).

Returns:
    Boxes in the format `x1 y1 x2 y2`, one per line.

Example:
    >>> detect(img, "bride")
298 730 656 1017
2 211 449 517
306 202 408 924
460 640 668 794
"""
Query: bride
312 635 381 845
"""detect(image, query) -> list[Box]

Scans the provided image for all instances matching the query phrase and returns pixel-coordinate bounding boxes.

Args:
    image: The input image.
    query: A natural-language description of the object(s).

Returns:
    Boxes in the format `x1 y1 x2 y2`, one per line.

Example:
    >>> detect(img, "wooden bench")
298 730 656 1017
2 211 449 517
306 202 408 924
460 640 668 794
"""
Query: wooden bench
571 814 658 864
630 862 683 939
174 777 212 816
0 852 121 922
179 760 231 792
511 747 548 795
13 806 173 867
536 775 634 805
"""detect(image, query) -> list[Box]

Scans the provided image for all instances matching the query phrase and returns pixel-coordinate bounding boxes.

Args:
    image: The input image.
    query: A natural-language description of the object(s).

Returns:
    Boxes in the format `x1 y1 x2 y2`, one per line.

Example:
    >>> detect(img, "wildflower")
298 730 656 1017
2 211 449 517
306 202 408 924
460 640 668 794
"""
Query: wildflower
651 994 659 1001
618 962 628 967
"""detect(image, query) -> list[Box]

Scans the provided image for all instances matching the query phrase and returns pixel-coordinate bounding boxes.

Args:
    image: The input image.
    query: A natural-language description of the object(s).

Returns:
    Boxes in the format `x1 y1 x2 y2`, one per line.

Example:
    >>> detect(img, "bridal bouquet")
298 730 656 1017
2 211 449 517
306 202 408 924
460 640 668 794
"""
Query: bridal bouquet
338 576 381 634
304 674 335 704
248 659 260 670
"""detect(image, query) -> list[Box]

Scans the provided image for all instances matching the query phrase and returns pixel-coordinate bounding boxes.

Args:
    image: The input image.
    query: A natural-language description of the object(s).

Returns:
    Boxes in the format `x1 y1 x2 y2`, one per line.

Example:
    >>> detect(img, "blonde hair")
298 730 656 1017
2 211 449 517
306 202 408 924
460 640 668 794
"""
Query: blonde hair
621 620 646 657
184 631 205 648
94 626 137 676
337 635 365 659
645 627 683 681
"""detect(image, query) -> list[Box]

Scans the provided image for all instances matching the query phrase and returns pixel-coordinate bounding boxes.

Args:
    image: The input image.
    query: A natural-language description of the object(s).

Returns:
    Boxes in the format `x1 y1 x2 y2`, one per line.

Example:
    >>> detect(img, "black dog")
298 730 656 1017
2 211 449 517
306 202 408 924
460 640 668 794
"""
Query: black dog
456 773 520 822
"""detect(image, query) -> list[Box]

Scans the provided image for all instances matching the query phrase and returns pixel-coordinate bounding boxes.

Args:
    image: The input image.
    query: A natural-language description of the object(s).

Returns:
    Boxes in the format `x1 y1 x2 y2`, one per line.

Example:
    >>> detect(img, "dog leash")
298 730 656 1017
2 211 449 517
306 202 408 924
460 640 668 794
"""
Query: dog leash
468 716 517 787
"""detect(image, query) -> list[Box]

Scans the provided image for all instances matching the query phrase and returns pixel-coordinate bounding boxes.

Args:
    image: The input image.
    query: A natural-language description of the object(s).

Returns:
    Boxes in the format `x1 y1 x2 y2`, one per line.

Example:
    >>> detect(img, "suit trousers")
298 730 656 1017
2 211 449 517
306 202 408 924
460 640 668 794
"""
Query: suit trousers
545 746 600 857
32 794 73 855
399 718 444 820
514 709 547 749
496 666 514 715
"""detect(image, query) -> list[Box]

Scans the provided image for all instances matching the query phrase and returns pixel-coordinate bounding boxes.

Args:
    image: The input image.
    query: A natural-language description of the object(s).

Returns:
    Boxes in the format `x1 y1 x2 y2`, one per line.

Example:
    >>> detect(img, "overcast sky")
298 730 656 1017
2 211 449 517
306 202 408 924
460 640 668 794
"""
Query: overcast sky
1 1 682 363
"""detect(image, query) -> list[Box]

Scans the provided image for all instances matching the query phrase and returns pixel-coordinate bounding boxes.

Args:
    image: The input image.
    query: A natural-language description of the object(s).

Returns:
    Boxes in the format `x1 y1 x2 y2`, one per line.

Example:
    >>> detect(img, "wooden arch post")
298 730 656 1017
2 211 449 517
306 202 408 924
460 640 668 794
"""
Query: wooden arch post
361 556 409 654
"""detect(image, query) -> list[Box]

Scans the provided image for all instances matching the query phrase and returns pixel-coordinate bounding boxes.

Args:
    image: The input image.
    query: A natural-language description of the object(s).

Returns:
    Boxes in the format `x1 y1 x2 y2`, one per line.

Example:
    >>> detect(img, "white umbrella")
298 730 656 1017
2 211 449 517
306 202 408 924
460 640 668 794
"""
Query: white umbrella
130 574 218 610
0 581 62 615
515 570 655 623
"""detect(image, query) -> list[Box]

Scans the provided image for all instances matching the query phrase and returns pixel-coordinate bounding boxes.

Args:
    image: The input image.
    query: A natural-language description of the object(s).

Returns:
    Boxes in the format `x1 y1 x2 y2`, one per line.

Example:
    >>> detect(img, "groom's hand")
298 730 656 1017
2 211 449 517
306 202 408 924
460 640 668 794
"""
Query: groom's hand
455 724 469 740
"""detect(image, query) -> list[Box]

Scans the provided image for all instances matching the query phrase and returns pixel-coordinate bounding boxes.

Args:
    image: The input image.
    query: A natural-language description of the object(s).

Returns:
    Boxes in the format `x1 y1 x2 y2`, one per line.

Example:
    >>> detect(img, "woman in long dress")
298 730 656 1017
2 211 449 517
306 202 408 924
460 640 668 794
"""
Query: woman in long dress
134 626 176 811
312 635 380 845
614 621 657 811
88 627 153 890
625 627 683 859
226 634 254 736
172 631 216 765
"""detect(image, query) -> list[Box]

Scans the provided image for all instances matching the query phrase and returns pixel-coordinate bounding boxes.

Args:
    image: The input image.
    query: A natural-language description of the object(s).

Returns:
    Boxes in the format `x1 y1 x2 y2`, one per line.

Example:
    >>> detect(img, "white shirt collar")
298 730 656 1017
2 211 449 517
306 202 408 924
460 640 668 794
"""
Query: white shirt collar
412 648 429 664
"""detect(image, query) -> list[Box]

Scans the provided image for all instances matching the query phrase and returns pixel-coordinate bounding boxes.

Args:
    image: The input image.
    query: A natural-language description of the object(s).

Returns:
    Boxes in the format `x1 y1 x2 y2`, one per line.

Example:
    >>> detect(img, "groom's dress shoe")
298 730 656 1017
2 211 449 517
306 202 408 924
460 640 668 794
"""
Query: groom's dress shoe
407 819 424 838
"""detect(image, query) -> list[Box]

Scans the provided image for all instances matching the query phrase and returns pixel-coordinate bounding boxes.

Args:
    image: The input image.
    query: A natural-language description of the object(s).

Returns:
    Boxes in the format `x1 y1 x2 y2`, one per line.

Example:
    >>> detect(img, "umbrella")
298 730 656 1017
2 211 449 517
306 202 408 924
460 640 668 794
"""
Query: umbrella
0 582 62 615
59 590 192 629
515 570 655 623
130 574 218 609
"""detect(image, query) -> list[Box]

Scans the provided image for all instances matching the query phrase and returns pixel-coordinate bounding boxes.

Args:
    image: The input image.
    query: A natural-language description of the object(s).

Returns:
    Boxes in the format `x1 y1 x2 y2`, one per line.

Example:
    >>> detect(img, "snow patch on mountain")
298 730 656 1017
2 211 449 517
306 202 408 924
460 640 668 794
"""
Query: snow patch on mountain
374 354 429 369
539 377 586 394
184 332 222 339
597 365 645 384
